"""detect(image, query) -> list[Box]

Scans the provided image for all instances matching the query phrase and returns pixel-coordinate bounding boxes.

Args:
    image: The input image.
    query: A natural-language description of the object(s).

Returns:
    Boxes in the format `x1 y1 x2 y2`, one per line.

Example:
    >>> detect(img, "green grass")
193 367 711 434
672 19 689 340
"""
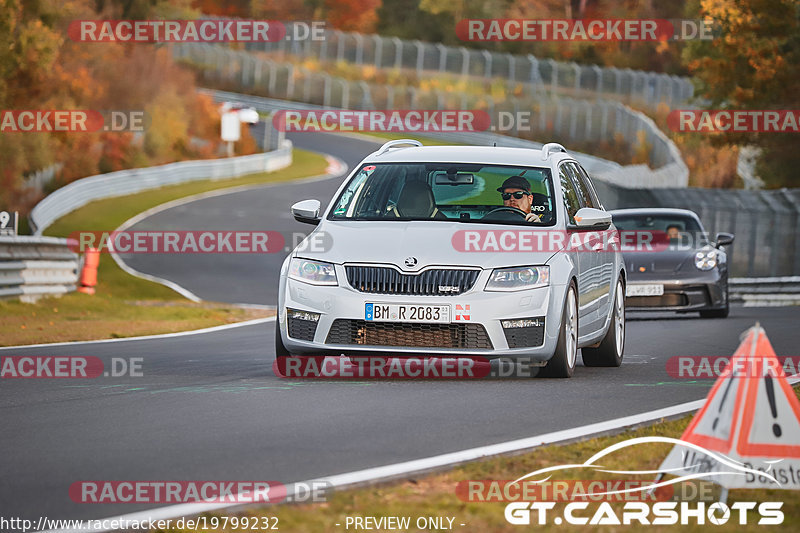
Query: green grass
165 387 800 533
44 149 327 301
0 149 328 346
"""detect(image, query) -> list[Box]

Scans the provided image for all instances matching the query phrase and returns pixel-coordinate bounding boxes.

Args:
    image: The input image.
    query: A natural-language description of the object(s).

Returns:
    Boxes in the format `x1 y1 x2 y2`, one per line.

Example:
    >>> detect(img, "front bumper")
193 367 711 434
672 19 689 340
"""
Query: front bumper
625 271 727 312
279 270 569 361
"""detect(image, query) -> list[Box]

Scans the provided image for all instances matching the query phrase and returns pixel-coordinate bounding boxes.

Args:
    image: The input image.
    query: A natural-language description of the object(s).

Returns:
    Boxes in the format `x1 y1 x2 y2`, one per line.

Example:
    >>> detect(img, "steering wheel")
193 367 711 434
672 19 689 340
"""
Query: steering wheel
483 206 528 220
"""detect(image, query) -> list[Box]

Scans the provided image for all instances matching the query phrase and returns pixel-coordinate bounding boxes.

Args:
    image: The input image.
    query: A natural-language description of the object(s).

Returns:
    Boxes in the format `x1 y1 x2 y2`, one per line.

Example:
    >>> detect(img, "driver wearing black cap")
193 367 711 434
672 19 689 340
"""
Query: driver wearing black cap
497 176 542 223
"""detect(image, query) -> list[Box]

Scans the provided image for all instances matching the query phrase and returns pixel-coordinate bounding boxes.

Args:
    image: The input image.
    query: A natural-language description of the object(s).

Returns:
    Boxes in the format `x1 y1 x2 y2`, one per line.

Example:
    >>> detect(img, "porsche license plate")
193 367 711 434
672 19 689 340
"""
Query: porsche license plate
626 284 664 297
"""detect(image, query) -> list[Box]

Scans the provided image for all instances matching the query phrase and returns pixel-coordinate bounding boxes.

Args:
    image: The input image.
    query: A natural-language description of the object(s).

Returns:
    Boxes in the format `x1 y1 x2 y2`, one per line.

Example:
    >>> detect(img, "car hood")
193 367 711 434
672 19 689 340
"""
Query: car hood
300 221 560 269
623 247 697 274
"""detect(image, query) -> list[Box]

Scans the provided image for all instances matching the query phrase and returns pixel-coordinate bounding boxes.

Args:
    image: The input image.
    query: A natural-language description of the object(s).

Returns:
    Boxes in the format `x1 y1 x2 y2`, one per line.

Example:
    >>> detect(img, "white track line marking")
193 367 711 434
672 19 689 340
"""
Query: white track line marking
46 373 800 532
110 154 348 302
34 394 736 532
0 317 275 351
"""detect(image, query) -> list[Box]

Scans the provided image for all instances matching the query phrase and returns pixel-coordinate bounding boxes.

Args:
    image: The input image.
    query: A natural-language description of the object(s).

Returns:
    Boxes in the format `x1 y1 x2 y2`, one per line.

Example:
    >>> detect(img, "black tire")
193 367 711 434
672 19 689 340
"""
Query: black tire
700 306 729 318
275 318 291 358
539 283 578 378
700 279 729 318
582 278 625 367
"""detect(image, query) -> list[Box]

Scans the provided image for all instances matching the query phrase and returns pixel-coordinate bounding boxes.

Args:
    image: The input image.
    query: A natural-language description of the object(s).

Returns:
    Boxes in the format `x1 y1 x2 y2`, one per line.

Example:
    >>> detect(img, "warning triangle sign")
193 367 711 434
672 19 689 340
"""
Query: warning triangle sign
659 323 800 490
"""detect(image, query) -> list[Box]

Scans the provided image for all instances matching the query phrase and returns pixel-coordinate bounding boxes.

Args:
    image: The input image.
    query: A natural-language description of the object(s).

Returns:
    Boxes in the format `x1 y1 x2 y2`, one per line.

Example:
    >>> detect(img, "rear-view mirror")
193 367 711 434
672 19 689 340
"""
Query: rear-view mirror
434 172 474 185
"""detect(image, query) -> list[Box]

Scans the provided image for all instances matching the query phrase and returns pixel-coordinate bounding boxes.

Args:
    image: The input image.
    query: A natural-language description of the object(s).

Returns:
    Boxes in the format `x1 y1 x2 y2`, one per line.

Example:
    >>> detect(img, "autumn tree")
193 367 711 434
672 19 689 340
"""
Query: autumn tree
683 0 800 187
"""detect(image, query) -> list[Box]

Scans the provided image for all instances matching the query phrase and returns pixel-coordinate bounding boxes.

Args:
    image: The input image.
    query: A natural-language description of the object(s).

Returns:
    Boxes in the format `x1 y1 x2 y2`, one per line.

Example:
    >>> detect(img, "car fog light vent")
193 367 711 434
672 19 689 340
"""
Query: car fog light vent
501 318 544 329
288 308 320 322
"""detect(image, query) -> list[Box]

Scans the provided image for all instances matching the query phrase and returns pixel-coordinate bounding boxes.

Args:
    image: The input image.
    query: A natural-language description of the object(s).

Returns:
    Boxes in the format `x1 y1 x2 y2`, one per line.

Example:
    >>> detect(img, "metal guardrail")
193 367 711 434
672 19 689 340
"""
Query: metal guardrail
0 236 79 301
199 88 687 188
238 23 695 110
178 44 688 189
730 277 800 306
30 143 293 235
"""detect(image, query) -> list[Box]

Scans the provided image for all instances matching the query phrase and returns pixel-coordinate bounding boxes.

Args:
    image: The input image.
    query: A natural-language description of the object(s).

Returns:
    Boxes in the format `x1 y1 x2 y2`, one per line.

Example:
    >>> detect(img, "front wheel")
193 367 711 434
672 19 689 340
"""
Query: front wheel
539 283 578 378
275 317 291 357
582 279 625 367
700 279 729 318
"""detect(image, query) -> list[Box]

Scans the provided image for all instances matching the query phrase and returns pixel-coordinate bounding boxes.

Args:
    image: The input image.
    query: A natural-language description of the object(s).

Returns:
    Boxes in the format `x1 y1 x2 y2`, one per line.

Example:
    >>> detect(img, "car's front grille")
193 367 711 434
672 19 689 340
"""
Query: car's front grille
287 317 318 341
326 320 493 349
345 266 479 296
627 294 687 307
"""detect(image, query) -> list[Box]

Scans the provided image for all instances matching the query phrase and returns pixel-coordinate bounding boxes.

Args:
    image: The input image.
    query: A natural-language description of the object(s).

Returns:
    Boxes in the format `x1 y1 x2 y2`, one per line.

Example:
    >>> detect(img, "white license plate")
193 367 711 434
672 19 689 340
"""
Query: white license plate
626 284 664 297
365 303 451 323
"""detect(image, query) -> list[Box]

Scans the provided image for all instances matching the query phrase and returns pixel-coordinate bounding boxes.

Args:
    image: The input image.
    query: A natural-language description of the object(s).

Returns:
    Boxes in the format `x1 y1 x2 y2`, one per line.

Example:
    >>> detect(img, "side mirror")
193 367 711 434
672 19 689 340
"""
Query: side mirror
571 207 612 230
292 199 321 226
715 232 734 247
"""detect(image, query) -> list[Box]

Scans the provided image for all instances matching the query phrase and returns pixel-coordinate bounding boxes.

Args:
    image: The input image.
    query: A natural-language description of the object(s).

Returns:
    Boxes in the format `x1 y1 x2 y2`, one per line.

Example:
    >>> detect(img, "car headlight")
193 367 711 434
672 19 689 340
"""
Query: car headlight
288 258 338 285
694 248 718 271
485 266 549 292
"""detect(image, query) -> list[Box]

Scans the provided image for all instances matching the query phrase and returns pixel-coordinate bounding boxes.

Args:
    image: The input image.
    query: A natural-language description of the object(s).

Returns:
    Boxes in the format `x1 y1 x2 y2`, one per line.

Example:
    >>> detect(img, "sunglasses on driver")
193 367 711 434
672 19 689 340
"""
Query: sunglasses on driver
501 191 531 200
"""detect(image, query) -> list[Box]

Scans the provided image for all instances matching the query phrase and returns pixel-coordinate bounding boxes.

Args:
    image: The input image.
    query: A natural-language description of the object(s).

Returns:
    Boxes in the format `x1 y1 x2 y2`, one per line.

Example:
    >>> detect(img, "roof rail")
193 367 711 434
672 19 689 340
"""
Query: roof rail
375 139 423 156
541 142 567 160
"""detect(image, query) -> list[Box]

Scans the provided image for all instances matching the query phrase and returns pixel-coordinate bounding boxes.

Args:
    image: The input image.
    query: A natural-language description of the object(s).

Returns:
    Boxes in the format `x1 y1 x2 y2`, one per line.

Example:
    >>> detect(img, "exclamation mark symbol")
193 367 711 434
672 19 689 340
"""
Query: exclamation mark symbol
765 375 782 437
712 377 734 431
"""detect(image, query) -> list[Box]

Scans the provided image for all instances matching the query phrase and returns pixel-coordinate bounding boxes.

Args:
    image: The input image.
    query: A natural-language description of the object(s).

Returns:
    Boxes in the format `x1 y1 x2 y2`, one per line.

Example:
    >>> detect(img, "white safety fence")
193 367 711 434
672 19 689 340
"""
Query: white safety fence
0 236 79 302
237 23 695 110
200 88 687 188
179 44 688 188
30 142 293 235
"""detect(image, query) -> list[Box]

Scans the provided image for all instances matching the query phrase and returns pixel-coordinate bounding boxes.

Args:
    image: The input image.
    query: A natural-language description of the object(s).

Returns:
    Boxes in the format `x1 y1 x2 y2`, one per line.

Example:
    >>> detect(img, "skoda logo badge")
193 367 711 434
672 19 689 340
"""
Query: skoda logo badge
404 257 418 268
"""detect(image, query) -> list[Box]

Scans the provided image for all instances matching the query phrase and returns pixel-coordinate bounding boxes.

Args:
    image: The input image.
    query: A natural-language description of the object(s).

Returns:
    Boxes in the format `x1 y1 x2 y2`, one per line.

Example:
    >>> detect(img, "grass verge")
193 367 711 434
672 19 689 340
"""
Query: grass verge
0 149 328 346
171 387 800 533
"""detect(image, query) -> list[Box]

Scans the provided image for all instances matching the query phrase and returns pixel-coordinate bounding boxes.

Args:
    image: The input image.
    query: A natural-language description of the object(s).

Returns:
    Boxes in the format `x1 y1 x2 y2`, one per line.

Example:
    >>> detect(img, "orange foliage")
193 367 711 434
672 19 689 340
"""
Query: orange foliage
324 0 381 32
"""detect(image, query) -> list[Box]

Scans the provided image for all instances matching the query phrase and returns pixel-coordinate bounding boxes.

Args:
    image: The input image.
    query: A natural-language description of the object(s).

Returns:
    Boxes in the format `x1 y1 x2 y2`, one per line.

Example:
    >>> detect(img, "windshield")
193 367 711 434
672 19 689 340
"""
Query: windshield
612 213 709 247
329 163 555 225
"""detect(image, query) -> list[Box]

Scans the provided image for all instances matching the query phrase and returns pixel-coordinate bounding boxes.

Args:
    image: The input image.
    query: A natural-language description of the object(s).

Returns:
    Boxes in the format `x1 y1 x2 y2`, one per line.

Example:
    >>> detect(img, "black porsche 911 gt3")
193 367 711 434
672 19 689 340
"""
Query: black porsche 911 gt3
610 208 734 318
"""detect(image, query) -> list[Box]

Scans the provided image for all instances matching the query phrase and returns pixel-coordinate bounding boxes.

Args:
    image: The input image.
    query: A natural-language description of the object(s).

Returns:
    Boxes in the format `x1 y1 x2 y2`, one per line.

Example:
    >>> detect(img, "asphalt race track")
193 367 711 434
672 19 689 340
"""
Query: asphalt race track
3 132 800 524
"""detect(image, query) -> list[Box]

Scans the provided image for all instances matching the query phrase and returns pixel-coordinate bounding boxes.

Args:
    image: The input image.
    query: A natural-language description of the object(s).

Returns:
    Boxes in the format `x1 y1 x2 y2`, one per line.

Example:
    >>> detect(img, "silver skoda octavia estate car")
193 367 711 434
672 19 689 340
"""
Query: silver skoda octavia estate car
276 140 626 377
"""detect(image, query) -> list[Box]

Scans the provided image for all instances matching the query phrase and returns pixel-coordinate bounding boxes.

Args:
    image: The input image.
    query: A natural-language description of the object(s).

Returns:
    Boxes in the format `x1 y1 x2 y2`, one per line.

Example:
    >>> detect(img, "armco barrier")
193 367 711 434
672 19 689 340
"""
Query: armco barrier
29 142 293 235
198 89 625 180
730 277 800 306
0 236 79 301
238 22 695 110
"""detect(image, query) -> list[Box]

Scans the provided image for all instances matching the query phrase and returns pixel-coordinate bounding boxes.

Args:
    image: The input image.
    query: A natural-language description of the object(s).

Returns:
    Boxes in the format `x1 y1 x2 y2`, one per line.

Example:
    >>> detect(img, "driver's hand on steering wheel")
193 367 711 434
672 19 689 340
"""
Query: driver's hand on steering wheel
525 212 542 223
